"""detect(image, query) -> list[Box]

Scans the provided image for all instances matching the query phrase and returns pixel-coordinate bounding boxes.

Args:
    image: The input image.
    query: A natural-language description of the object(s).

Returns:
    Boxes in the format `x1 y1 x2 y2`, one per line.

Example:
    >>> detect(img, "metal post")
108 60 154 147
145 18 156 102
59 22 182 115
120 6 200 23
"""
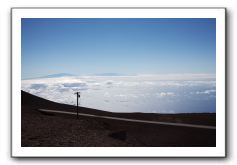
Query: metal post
75 92 80 119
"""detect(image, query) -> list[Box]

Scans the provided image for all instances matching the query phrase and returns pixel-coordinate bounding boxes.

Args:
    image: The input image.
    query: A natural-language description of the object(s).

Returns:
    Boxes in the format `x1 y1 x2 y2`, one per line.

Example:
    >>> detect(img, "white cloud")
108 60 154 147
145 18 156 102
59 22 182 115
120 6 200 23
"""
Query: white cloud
159 92 175 97
22 75 216 113
196 89 216 95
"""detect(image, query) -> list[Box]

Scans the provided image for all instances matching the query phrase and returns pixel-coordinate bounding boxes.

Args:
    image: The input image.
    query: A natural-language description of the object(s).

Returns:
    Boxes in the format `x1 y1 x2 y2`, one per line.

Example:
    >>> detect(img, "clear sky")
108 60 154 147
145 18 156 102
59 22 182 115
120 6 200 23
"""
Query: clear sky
21 18 216 79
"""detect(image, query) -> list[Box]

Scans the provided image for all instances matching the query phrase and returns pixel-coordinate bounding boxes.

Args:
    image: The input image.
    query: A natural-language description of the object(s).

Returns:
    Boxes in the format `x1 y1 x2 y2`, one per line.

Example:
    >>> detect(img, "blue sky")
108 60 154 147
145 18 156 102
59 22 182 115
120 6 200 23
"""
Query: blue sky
21 18 216 79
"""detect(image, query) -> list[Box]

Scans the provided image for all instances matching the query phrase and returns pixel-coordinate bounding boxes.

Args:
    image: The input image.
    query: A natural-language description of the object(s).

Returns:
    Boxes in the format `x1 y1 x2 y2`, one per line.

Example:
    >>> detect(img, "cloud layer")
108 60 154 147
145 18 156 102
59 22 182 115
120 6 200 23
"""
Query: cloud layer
22 74 216 114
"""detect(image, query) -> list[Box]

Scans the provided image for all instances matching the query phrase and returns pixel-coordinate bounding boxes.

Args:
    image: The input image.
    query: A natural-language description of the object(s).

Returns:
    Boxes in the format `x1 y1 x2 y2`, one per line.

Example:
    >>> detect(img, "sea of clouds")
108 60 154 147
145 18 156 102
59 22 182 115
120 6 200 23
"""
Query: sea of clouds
21 74 216 114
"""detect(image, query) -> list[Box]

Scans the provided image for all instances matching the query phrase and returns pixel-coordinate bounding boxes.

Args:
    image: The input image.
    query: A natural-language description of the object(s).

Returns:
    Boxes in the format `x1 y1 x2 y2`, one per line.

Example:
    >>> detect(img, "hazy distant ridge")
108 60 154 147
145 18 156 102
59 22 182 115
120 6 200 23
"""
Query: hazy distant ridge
23 73 75 80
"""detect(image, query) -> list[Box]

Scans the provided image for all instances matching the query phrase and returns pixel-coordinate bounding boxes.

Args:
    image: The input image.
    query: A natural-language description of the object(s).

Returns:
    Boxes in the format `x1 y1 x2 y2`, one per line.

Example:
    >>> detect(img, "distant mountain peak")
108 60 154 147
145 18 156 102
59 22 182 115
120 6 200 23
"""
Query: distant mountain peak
23 73 76 80
92 73 125 76
41 73 75 78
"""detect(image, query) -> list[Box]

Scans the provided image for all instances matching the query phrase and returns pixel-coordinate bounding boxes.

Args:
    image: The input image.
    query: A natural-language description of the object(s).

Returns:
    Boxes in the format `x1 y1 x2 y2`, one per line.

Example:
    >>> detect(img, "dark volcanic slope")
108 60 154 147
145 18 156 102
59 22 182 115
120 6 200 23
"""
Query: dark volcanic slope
22 91 216 126
21 90 216 147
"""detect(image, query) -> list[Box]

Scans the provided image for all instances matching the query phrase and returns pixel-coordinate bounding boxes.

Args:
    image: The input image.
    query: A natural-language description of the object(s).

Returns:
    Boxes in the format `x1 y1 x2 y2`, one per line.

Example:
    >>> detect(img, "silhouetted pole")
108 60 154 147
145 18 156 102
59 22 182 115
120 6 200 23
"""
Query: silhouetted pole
75 92 80 119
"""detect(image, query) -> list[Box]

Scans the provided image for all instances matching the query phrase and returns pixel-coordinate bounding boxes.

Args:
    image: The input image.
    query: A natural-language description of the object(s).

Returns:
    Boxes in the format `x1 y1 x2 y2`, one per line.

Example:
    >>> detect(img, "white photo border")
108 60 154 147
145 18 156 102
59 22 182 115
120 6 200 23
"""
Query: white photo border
11 8 226 157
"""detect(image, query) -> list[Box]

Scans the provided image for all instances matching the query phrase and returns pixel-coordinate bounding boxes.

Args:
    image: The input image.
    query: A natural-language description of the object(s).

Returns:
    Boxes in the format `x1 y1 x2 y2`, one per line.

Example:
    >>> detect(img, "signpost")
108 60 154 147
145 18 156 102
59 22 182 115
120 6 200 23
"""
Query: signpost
75 92 80 119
